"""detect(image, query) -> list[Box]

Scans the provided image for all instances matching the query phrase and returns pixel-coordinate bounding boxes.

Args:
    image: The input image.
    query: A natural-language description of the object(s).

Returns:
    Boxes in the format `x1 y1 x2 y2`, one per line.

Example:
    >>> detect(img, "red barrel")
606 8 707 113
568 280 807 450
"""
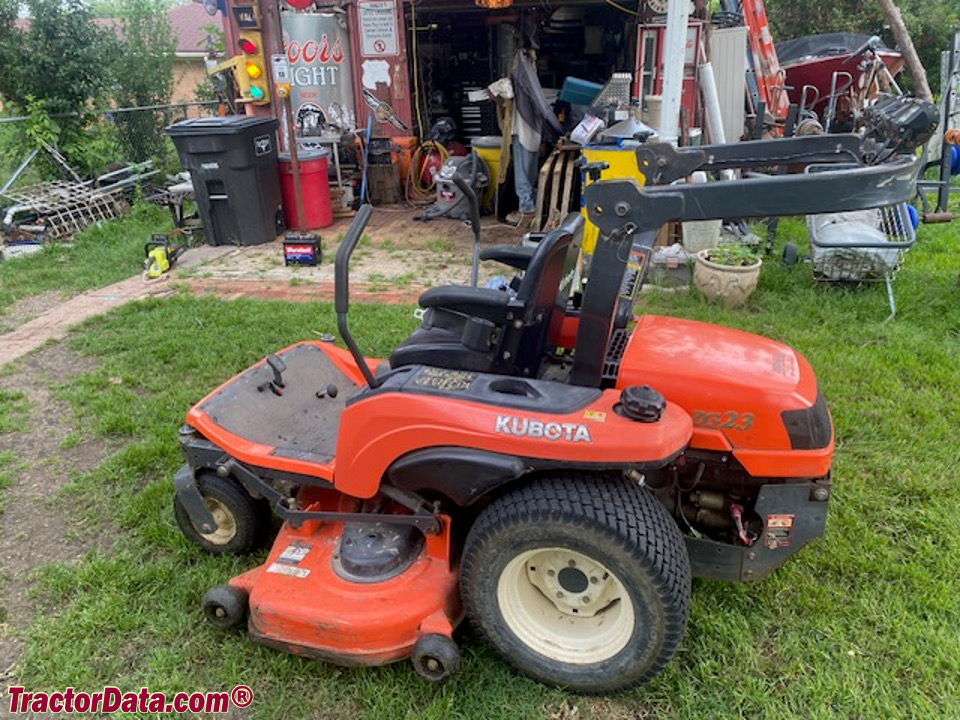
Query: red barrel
278 149 333 229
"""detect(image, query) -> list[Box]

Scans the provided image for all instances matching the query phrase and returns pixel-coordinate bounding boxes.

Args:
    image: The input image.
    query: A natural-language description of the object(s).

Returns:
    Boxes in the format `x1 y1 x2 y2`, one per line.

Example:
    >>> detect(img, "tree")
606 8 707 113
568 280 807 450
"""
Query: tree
88 0 177 18
877 0 930 101
0 0 116 116
764 0 960 95
0 0 118 175
111 0 176 162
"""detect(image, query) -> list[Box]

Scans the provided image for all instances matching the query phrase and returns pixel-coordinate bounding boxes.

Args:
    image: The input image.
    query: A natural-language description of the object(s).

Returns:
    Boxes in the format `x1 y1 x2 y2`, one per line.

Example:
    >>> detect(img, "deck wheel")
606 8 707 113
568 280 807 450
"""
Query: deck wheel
411 634 461 682
202 584 248 630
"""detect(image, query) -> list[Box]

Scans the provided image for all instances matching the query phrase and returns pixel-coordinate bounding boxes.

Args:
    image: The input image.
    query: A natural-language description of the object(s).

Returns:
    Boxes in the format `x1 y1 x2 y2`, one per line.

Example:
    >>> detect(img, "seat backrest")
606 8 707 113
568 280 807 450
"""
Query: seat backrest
508 213 583 375
387 213 583 378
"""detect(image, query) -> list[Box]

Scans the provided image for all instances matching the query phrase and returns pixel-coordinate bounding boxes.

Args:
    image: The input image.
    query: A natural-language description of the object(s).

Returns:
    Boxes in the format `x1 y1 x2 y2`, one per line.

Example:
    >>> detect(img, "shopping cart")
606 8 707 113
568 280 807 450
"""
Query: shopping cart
805 201 916 321
796 162 917 321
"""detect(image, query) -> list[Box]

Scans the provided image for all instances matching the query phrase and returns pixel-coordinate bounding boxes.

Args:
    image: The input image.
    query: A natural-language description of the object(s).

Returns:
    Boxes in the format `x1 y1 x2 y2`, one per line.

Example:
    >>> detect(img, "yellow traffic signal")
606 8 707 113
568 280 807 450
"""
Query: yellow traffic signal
237 31 269 105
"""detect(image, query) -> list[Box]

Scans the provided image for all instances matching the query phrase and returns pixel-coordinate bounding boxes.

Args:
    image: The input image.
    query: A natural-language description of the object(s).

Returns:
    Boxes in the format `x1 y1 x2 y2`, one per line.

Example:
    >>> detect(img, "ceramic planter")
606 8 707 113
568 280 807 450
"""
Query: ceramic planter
693 249 762 307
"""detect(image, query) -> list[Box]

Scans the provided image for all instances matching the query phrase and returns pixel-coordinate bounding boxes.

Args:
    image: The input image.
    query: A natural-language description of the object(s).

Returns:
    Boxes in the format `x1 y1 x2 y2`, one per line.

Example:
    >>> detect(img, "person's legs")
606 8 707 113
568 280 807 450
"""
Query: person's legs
512 134 537 213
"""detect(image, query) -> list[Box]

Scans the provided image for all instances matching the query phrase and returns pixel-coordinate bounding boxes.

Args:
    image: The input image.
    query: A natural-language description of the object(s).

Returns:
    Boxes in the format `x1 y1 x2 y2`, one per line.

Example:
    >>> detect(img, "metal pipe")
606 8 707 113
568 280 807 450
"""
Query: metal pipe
699 62 726 145
0 149 39 195
657 0 689 145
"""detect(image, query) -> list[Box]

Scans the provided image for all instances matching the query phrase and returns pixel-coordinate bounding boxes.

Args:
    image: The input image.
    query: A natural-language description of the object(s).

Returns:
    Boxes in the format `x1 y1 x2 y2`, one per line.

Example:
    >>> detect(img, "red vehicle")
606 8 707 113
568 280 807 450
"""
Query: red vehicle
778 33 905 127
173 104 928 693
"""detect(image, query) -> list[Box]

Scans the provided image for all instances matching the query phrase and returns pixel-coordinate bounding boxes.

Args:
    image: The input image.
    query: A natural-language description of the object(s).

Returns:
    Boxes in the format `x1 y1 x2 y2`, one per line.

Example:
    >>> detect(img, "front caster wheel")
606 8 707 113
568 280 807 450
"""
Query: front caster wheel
782 242 799 267
174 471 271 555
461 475 691 694
411 634 460 682
202 585 248 630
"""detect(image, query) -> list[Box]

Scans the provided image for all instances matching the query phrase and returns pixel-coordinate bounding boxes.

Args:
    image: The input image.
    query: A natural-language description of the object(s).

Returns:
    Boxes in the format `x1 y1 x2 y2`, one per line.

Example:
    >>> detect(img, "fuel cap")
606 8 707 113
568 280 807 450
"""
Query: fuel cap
617 385 665 423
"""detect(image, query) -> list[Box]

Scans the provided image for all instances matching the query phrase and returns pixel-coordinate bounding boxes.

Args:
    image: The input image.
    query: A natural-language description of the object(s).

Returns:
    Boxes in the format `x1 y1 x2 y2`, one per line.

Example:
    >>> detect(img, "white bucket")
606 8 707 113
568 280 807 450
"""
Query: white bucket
681 171 721 253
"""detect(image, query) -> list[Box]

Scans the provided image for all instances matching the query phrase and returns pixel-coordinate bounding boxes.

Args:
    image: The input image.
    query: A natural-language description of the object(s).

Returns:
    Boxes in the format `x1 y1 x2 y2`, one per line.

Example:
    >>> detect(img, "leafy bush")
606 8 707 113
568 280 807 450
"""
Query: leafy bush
701 243 761 267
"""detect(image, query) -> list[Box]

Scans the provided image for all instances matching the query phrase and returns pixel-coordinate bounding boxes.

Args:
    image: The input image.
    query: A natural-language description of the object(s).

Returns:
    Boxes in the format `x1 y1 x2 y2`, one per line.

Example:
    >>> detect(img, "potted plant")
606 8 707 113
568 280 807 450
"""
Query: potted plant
693 242 762 307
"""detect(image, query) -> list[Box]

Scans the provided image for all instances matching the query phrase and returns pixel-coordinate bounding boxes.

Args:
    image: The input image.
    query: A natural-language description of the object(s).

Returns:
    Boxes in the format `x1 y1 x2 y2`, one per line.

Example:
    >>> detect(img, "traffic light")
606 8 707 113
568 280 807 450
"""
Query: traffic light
236 31 270 105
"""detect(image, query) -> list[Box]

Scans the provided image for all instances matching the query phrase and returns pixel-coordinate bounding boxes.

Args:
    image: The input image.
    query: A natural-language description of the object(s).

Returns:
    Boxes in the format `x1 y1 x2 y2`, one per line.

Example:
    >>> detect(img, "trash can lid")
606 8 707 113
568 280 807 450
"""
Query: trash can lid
165 115 278 136
470 136 503 148
278 148 330 162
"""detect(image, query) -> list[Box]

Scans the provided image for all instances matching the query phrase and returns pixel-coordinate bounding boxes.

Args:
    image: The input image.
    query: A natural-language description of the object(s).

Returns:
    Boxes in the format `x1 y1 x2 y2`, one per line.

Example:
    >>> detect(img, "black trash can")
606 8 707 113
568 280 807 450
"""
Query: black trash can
166 116 284 246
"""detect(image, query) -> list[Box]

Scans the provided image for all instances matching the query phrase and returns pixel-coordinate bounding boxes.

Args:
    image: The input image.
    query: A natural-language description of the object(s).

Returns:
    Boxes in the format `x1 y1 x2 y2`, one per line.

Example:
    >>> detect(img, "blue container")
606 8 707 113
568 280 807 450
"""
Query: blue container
559 77 603 106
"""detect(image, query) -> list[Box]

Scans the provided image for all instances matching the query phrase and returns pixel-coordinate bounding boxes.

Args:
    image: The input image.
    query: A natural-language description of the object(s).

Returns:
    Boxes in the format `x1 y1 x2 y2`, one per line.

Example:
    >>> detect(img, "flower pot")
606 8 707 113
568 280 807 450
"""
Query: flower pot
693 249 762 307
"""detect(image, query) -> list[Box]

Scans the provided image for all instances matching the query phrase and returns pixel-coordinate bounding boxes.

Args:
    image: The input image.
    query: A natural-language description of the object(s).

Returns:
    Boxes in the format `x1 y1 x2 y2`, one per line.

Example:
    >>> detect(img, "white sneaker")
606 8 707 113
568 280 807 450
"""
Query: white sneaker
506 210 533 226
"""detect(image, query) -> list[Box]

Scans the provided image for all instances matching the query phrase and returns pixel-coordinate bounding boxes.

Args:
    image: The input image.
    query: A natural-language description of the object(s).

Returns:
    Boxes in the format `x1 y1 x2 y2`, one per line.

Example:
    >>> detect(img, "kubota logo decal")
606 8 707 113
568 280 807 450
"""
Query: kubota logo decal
495 415 592 443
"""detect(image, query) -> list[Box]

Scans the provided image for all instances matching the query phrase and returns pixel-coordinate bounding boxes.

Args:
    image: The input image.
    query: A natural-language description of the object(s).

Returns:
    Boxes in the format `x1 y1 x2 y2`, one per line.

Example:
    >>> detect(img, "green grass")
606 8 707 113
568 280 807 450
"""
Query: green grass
0 450 17 497
0 388 30 432
11 215 960 719
427 237 454 254
0 202 173 316
0 451 16 623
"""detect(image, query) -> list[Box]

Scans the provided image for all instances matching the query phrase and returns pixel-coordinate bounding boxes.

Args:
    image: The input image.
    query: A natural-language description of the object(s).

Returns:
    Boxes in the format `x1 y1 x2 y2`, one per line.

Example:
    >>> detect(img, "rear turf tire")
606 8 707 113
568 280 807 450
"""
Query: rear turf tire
174 471 270 555
461 474 690 694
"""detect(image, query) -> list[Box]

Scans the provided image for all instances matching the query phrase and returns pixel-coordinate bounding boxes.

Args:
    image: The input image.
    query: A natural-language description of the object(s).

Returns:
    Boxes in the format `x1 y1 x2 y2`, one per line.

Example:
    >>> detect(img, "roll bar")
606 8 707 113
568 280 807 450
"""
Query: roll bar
334 204 378 388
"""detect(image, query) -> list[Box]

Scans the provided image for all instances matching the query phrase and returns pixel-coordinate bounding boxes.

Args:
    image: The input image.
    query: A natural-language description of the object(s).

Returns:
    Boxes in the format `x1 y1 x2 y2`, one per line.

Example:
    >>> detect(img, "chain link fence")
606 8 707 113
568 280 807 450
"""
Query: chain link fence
0 100 222 183
103 101 218 164
106 101 221 165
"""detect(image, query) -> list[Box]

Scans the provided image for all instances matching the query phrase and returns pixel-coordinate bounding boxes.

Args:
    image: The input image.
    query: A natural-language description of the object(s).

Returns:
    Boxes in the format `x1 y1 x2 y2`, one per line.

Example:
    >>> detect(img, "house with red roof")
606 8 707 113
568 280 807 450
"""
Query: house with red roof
168 0 224 105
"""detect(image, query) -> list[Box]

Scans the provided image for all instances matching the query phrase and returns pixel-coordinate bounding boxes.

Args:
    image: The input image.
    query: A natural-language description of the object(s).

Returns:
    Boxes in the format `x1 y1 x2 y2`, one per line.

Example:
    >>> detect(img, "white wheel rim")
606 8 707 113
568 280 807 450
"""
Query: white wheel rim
496 547 635 664
200 498 237 545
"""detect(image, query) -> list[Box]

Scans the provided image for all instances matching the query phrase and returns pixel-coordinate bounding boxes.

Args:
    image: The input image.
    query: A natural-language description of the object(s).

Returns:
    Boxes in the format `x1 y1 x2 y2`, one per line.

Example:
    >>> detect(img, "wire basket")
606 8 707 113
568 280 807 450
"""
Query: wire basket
804 162 917 319
805 179 916 320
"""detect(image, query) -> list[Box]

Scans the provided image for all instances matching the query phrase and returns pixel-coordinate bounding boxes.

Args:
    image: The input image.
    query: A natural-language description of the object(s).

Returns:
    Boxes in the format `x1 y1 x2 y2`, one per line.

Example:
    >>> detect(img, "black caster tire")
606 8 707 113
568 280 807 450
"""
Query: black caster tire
461 474 690 694
202 584 248 630
411 634 461 682
174 471 269 555
783 242 799 267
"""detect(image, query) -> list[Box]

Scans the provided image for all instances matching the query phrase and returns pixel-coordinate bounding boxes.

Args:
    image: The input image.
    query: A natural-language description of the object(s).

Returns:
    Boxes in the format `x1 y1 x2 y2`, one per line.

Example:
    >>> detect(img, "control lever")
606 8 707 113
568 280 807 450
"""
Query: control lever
578 159 610 182
452 173 482 287
257 354 287 396
267 354 286 388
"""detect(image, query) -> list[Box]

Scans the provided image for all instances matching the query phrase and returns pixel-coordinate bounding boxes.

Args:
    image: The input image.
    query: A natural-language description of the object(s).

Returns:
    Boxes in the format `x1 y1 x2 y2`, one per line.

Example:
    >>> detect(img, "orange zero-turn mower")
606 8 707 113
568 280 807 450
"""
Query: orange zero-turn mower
173 110 927 692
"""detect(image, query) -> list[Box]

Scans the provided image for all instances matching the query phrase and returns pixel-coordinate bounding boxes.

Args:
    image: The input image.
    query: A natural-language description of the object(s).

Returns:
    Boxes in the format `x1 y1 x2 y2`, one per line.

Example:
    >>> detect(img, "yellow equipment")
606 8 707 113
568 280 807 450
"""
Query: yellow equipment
580 146 647 253
144 235 185 279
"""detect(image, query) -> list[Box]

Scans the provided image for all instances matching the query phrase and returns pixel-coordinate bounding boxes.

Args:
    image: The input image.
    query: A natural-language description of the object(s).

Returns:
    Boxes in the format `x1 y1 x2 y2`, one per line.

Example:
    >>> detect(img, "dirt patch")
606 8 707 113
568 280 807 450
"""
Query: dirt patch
0 343 110 684
0 291 65 334
176 209 529 291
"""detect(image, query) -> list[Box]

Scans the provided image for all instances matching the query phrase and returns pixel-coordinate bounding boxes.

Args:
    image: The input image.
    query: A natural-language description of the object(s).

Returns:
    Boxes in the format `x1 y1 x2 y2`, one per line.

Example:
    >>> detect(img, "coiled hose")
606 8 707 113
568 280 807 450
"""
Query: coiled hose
407 140 449 204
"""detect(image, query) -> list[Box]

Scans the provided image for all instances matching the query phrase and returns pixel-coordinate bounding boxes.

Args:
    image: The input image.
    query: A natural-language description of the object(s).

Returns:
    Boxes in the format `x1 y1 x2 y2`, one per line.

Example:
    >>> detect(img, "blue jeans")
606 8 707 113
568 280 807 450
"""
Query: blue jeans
512 135 537 213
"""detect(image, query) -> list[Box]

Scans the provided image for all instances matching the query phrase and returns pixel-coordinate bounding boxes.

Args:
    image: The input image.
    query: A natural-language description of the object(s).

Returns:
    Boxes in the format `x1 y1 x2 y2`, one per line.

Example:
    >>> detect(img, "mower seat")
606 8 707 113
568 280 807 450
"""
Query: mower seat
389 213 583 377
478 242 538 271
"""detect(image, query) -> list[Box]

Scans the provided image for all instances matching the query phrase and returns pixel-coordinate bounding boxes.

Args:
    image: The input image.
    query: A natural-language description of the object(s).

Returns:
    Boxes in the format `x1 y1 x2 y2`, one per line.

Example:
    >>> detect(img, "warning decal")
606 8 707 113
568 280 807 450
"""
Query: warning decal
765 514 794 549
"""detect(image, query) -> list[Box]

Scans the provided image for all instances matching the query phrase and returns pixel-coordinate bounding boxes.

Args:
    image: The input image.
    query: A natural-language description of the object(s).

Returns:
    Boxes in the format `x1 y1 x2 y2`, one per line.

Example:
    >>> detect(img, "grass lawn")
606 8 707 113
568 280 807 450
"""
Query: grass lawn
0 202 173 317
7 214 960 719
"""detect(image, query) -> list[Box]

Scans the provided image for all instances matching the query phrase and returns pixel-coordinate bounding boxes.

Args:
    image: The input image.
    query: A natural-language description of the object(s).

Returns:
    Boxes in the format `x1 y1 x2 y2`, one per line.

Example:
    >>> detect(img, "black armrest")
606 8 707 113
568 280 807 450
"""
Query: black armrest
479 244 536 271
419 285 515 324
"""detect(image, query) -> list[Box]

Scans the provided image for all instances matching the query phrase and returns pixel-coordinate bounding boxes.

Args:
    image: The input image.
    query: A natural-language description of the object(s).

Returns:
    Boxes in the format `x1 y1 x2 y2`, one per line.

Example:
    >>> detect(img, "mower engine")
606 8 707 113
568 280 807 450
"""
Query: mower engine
862 94 940 156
